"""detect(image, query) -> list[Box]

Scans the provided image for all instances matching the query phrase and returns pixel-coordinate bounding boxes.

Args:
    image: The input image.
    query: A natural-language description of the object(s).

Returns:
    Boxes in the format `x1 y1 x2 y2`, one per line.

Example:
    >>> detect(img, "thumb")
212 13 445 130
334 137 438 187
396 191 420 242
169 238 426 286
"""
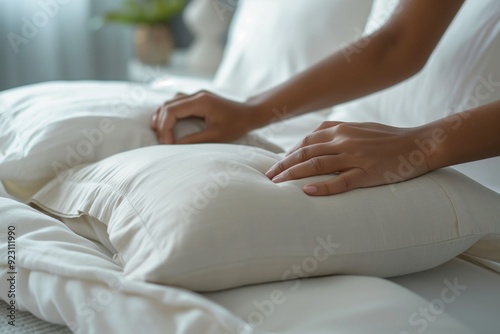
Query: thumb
303 169 366 196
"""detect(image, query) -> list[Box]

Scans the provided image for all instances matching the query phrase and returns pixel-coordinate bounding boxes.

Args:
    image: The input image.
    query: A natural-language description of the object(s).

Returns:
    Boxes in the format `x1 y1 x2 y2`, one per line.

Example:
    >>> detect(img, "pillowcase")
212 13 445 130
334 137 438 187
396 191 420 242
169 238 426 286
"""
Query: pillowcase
328 0 500 193
0 81 282 200
31 144 500 291
213 0 373 99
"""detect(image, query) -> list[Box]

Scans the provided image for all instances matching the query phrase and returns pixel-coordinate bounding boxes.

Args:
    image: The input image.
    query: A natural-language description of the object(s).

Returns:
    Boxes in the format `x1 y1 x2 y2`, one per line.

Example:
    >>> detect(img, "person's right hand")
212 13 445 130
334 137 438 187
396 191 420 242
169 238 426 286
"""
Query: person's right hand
265 121 431 196
151 91 256 145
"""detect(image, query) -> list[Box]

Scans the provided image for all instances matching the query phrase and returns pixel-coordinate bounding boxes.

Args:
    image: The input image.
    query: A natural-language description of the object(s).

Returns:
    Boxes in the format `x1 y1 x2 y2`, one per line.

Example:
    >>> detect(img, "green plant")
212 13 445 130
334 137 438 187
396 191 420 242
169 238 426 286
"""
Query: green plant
105 0 186 25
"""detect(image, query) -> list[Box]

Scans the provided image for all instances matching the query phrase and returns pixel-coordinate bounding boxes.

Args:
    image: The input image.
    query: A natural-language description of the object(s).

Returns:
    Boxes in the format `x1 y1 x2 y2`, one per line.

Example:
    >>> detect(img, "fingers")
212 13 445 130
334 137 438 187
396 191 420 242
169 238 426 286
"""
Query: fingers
150 93 189 135
303 169 367 196
266 143 339 180
271 155 347 183
286 127 336 157
151 109 159 130
156 95 209 144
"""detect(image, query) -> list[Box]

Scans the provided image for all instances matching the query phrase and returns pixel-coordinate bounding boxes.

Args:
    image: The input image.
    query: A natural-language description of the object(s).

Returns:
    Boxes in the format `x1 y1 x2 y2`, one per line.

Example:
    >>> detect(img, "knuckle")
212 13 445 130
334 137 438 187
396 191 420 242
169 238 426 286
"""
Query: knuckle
334 123 350 133
296 147 309 161
336 175 351 191
197 90 211 98
324 183 336 195
284 167 297 180
163 105 174 115
301 134 312 146
309 157 323 172
197 91 215 106
276 161 286 173
335 122 346 130
317 121 336 130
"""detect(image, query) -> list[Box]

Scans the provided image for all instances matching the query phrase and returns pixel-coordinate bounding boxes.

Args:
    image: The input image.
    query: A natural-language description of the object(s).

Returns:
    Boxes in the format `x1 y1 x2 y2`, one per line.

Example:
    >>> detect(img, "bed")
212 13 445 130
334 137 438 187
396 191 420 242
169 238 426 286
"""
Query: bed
0 82 499 334
1 0 499 333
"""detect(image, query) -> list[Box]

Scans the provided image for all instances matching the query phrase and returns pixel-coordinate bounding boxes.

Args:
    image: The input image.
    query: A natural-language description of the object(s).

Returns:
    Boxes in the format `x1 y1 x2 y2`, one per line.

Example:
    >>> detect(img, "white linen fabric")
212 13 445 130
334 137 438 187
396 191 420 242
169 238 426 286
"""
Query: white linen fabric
0 194 477 334
390 258 500 334
328 0 500 193
0 196 255 334
213 0 373 100
0 180 9 199
0 81 158 199
0 81 282 201
460 239 500 274
31 144 500 291
205 275 475 334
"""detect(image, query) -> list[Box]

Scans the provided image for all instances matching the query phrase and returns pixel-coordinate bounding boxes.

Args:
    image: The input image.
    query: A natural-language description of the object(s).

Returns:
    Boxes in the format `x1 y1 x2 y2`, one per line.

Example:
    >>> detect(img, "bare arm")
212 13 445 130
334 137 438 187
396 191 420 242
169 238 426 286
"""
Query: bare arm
265 100 500 196
427 100 500 171
248 0 465 128
151 0 464 144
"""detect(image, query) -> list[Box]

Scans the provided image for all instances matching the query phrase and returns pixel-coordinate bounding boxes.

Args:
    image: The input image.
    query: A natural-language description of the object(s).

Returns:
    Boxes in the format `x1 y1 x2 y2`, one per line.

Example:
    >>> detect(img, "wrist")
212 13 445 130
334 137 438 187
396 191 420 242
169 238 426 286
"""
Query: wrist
245 95 272 130
412 123 450 172
245 94 291 130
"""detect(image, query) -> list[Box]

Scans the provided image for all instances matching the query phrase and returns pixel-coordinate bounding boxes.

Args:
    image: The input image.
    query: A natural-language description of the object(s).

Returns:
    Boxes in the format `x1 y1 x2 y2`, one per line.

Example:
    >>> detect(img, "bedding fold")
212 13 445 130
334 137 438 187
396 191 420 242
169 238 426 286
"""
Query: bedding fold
0 197 260 334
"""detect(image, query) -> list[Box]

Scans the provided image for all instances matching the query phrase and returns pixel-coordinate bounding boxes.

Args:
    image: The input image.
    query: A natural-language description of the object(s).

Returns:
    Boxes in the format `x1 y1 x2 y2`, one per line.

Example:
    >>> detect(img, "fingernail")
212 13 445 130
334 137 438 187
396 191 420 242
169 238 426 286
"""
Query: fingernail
272 175 284 183
265 170 273 178
152 114 157 123
304 185 318 194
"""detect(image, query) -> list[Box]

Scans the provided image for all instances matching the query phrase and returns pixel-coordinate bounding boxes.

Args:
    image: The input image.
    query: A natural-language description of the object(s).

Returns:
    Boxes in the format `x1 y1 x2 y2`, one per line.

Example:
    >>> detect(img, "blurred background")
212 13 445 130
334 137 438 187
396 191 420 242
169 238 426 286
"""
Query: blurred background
0 0 237 91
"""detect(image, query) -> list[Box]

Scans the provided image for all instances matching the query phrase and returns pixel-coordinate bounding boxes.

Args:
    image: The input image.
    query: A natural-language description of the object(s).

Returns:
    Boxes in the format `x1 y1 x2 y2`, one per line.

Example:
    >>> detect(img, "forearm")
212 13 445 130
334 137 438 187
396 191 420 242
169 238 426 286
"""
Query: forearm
419 100 500 171
247 29 418 128
246 0 465 129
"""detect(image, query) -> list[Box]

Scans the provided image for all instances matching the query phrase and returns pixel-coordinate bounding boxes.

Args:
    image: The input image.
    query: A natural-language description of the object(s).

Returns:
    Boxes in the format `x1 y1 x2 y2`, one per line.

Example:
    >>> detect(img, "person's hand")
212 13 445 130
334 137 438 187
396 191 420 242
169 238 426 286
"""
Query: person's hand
151 91 255 144
265 121 431 196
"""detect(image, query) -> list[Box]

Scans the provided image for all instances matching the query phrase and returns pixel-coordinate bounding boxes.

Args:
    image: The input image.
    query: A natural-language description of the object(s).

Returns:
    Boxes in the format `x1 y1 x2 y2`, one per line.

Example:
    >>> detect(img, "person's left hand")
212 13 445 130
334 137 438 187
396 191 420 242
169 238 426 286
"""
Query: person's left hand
265 121 431 196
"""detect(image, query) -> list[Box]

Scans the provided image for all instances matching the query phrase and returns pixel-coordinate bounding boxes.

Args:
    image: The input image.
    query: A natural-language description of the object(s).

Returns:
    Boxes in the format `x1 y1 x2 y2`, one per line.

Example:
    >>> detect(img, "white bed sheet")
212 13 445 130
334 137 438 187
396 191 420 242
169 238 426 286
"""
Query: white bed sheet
0 194 251 334
391 258 500 334
205 273 476 334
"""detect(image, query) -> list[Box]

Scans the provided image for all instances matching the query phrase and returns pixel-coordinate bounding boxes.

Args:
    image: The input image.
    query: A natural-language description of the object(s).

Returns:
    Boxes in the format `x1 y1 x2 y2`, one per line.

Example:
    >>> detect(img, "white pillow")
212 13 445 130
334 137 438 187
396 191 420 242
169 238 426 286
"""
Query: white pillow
31 144 500 291
213 0 373 99
328 0 500 193
0 81 282 200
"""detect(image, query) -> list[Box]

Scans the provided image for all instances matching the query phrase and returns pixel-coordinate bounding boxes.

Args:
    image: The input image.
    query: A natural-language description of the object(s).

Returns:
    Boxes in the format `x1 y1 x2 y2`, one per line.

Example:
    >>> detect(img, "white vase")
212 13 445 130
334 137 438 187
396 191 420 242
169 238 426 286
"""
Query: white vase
183 0 232 76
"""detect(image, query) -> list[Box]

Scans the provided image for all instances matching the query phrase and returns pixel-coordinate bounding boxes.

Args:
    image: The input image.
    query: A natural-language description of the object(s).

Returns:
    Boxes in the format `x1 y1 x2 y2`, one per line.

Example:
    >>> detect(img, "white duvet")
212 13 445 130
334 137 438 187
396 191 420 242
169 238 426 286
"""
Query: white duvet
0 188 254 334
